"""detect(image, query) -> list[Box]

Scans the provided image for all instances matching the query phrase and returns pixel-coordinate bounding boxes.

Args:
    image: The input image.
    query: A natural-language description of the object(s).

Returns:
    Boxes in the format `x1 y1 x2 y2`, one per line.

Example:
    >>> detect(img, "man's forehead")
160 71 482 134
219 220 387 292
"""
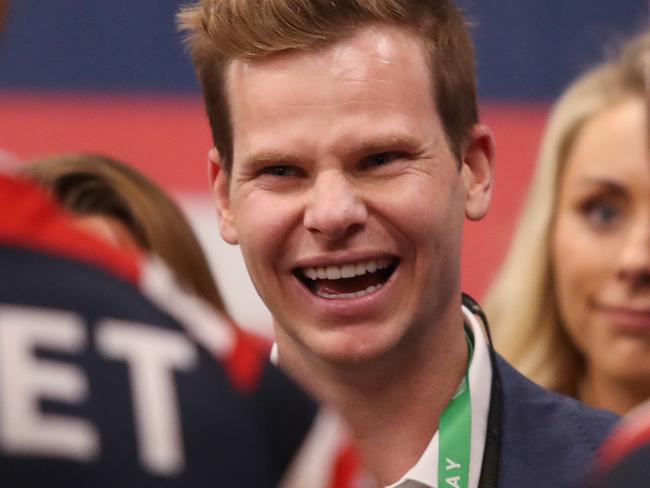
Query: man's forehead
226 23 428 88
223 22 439 167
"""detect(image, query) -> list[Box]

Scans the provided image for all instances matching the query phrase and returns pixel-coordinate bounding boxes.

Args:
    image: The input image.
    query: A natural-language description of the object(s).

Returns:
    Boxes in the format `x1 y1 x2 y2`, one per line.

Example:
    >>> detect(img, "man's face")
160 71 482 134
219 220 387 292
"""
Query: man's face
215 24 492 364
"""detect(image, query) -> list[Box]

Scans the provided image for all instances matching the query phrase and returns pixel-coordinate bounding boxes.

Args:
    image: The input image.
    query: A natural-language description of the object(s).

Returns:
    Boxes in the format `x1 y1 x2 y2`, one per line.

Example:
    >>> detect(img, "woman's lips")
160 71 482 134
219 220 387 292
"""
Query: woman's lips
600 306 650 333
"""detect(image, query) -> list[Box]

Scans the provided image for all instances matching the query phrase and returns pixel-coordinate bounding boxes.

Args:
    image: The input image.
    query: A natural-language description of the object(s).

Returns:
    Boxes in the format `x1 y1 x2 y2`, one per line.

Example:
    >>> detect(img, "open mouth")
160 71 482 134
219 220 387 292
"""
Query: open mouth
294 257 399 299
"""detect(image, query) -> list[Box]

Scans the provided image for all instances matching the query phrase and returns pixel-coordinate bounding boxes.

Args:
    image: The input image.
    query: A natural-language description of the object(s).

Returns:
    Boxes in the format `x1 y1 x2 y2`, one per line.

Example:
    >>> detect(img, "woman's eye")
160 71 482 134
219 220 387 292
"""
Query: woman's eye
582 201 622 229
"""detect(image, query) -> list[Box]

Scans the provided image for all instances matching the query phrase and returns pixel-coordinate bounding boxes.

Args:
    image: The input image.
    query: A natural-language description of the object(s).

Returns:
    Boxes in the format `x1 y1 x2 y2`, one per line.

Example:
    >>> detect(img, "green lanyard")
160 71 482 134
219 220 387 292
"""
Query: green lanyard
437 329 474 488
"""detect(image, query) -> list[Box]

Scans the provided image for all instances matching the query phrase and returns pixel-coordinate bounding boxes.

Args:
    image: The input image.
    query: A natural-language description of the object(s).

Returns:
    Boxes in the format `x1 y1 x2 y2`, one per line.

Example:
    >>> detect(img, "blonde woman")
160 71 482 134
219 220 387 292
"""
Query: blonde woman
485 32 650 415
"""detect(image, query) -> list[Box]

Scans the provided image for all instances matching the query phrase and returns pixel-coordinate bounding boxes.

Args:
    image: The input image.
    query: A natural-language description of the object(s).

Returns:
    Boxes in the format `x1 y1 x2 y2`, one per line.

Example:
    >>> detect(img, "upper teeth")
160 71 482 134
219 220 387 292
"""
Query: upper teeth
302 258 392 281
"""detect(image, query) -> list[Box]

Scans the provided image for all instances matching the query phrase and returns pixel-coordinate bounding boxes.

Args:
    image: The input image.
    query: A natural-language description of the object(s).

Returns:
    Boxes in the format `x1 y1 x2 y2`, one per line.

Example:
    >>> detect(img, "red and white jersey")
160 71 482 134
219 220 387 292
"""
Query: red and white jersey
0 173 372 487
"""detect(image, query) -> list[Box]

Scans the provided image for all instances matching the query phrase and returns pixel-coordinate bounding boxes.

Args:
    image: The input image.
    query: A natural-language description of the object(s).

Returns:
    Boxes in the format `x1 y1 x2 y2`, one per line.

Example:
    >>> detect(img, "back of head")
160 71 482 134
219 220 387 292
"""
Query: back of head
178 0 477 165
484 30 650 395
0 172 368 487
21 154 228 315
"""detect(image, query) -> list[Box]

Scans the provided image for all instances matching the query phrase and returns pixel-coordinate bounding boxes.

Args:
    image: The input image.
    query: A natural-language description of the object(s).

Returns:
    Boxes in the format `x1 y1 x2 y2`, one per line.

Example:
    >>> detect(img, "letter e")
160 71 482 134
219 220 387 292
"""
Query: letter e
0 306 98 461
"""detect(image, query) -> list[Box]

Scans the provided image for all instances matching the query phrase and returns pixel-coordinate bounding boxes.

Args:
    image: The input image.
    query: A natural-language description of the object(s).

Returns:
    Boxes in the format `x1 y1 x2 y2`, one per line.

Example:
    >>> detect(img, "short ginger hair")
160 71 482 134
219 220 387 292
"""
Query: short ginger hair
178 0 478 170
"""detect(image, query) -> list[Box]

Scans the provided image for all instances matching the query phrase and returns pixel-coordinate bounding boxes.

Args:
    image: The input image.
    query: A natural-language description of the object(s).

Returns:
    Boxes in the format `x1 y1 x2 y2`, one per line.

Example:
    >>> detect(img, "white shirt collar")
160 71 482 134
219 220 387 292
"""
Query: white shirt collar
270 304 493 488
386 304 493 488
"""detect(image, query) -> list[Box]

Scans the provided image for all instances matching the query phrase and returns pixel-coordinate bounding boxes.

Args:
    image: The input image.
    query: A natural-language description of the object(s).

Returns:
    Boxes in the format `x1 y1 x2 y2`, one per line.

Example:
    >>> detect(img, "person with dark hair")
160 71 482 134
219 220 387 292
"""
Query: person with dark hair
179 1 618 486
21 153 227 315
0 170 369 487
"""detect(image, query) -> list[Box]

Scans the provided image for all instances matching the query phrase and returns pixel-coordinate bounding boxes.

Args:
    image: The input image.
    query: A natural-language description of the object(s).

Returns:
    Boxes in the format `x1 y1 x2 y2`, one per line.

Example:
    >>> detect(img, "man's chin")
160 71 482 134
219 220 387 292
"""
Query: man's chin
274 316 403 365
305 330 399 367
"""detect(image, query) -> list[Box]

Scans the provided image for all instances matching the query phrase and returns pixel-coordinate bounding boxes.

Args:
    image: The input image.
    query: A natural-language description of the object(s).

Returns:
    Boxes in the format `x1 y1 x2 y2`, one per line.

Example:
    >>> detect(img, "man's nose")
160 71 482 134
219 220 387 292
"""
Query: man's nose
303 169 368 241
617 213 650 287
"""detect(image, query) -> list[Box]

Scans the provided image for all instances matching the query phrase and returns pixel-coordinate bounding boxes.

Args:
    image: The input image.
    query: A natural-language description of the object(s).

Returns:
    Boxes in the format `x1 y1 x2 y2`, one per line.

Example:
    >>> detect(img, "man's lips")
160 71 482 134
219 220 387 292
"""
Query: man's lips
293 256 399 299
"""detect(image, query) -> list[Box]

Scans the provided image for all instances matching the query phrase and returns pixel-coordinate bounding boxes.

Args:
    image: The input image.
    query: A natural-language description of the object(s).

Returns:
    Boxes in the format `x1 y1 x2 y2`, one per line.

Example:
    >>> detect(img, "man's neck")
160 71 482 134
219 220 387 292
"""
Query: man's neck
276 313 468 485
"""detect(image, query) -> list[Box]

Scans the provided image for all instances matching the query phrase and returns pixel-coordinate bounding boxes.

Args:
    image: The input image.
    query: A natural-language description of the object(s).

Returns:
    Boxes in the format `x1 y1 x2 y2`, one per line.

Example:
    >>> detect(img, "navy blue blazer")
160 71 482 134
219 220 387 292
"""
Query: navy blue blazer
496 355 619 487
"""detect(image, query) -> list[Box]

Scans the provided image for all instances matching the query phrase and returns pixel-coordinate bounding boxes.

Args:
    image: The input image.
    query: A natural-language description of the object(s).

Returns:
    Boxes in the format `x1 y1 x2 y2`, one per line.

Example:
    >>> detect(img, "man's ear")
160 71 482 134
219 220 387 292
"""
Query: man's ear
461 124 495 221
209 148 239 245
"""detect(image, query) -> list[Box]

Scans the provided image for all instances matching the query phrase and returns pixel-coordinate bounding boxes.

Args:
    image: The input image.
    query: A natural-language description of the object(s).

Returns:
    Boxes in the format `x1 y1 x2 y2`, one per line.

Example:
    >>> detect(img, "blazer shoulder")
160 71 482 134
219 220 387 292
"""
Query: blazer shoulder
496 355 618 487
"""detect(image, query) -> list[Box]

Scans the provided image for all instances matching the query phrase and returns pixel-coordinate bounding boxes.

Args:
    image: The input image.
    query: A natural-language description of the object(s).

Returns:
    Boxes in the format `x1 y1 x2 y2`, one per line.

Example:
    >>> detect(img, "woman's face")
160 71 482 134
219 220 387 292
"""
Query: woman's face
552 96 650 389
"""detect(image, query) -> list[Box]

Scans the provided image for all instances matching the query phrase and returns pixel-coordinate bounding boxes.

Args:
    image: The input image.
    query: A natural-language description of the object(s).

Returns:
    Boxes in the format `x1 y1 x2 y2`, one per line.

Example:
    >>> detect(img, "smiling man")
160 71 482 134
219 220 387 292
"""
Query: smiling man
179 1 617 486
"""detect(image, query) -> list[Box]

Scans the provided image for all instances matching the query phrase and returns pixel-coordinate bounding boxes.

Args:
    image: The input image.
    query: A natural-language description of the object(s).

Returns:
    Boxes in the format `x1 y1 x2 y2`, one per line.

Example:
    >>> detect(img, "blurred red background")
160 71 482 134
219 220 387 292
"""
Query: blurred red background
0 92 549 301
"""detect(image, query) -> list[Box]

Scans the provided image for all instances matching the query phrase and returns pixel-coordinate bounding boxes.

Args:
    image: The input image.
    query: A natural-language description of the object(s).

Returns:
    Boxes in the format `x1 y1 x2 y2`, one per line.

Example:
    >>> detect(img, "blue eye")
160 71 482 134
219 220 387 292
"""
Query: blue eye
583 201 621 228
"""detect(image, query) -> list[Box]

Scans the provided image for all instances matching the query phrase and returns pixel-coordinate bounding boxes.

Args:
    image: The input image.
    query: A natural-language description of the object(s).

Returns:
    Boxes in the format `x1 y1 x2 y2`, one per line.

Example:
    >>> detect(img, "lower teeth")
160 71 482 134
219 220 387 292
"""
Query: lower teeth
315 283 382 299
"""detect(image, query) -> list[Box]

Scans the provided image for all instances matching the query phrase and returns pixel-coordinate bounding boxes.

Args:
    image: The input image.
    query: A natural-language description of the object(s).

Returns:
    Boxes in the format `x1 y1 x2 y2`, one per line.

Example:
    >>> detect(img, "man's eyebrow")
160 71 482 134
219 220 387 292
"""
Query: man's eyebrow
347 133 424 156
240 150 305 168
239 134 423 167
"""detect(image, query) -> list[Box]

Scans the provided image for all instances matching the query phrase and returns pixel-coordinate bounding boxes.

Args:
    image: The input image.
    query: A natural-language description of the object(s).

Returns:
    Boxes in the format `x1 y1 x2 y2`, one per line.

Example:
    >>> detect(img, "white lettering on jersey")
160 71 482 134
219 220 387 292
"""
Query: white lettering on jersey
0 306 99 461
96 320 198 476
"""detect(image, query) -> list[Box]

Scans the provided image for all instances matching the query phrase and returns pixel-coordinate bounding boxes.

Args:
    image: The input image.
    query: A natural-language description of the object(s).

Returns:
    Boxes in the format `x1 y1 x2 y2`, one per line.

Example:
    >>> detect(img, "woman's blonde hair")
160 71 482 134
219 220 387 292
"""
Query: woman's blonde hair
484 31 650 397
21 154 228 316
